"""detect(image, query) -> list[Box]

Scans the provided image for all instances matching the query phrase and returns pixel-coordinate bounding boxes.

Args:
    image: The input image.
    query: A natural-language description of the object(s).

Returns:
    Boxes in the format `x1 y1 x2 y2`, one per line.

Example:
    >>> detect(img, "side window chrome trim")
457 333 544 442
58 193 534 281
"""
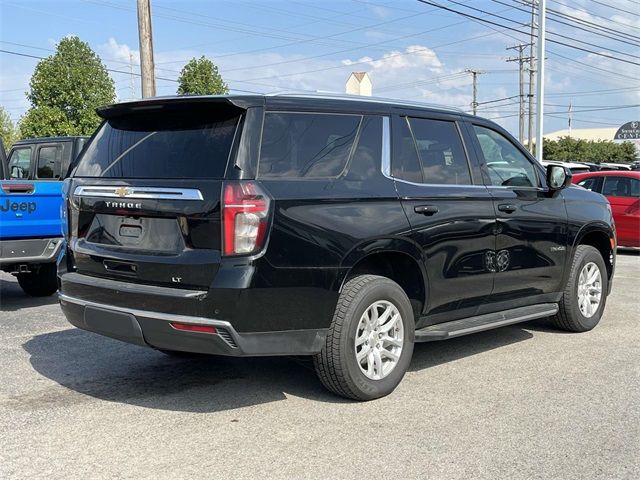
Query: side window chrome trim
73 186 204 200
381 116 391 177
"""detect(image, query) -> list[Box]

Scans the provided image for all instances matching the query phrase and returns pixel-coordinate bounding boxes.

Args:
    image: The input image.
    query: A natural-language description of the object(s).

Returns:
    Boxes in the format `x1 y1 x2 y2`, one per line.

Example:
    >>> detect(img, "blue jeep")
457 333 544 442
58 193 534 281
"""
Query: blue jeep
1 136 87 296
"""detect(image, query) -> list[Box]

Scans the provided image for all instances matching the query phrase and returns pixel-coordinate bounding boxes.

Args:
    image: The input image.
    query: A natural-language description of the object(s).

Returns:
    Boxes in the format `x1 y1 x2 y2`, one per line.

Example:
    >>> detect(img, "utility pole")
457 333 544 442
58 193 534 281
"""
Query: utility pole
129 52 136 99
507 44 532 144
137 0 156 98
466 69 482 115
527 0 536 153
535 0 546 163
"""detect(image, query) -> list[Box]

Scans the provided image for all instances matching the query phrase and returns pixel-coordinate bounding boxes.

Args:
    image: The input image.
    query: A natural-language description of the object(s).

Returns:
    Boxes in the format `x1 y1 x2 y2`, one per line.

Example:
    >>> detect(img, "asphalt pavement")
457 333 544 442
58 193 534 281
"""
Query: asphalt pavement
1 253 638 479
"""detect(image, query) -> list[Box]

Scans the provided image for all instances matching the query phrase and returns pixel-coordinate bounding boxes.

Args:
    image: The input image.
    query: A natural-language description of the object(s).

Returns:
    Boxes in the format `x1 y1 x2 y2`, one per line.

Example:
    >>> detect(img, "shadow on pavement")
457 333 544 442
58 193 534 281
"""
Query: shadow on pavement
21 321 534 413
0 275 59 311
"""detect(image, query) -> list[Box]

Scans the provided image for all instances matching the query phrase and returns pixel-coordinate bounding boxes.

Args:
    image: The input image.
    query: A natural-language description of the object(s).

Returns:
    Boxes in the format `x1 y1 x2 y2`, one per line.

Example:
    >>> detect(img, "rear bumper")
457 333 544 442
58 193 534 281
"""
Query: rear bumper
59 293 328 357
0 237 63 266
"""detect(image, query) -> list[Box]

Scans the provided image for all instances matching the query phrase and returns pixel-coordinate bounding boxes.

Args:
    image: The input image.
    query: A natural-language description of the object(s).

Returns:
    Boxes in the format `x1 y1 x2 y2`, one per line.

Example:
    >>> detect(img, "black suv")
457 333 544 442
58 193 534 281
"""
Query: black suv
58 94 616 400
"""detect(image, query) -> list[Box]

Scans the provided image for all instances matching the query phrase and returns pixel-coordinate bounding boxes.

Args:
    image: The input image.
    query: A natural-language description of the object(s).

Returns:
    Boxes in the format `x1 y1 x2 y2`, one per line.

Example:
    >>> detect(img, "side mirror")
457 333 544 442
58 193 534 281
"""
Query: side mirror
546 164 572 191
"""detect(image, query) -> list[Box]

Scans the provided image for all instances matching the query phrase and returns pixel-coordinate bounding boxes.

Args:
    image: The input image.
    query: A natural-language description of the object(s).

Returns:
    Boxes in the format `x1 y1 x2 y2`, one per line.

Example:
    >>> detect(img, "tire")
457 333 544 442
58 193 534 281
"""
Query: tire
552 245 608 332
16 263 58 297
314 274 415 401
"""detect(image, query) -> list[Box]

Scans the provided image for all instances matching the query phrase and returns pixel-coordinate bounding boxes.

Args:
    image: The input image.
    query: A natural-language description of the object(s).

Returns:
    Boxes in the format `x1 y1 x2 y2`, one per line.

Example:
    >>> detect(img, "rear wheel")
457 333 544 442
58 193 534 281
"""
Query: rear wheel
552 245 608 332
314 274 415 401
16 263 58 297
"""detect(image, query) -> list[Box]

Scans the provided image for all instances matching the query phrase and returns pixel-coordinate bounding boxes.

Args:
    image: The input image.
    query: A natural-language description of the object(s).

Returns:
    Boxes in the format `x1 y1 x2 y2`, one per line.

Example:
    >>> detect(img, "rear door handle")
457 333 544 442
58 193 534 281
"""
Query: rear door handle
414 205 439 216
497 204 517 213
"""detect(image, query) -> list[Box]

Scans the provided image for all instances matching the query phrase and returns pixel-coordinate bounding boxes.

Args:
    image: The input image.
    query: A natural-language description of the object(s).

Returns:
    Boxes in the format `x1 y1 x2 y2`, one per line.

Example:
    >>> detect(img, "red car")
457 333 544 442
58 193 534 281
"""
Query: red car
573 170 640 247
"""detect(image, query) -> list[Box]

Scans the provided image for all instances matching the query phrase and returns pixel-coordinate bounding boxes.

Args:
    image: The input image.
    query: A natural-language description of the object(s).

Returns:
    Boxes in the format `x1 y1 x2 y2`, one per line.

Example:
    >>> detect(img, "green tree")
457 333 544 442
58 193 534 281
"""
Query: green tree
543 136 637 163
20 36 115 139
0 106 18 147
177 56 228 96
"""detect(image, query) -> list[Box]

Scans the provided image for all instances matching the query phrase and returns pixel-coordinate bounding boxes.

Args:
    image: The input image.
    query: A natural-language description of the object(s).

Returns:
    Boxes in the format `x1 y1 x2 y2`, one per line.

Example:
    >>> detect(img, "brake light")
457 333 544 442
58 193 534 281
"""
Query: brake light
222 182 271 256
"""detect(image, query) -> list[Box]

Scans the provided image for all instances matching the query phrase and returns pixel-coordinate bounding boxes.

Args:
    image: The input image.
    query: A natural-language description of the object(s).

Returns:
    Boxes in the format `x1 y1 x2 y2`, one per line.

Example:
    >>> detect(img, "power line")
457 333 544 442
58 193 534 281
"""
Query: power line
494 0 640 46
419 0 640 65
0 48 262 94
548 0 640 31
587 0 640 17
546 86 640 97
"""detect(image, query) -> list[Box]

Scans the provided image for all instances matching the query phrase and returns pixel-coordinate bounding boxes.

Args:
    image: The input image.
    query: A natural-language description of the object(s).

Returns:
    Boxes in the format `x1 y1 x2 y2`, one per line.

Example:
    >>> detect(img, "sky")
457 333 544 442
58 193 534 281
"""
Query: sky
1 0 639 139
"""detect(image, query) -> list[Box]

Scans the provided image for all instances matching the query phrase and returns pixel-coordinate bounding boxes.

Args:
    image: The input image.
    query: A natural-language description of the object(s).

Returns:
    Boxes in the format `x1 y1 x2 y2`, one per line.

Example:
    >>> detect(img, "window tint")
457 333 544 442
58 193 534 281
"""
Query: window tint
8 147 31 179
37 146 62 179
577 178 596 191
409 118 471 185
473 125 538 188
602 176 639 197
259 112 361 178
75 108 240 178
391 117 423 183
345 116 382 181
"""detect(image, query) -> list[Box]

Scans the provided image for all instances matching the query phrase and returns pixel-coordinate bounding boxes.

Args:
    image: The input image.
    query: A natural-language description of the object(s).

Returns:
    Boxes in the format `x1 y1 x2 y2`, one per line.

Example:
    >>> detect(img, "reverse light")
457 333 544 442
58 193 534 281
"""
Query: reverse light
222 182 271 256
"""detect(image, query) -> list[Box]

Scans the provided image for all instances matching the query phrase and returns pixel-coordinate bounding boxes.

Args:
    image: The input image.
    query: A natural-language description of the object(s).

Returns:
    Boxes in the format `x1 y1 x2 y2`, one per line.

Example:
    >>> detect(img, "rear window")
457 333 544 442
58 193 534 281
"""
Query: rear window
259 112 361 179
74 108 240 178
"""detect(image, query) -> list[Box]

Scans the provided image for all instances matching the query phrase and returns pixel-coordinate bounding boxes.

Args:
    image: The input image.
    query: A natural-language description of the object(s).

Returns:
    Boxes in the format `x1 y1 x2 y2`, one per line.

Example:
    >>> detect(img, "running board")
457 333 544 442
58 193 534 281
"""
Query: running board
415 303 558 342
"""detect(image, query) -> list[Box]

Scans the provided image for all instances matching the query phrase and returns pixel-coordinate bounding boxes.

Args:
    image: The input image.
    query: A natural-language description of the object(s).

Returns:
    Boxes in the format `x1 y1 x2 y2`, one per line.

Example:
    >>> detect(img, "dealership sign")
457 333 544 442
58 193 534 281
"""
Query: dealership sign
614 121 640 140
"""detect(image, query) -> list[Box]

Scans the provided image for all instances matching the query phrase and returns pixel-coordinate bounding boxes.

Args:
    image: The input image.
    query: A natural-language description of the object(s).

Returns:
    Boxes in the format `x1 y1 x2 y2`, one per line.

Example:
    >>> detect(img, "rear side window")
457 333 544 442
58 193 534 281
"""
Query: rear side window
36 145 62 179
602 176 640 197
8 147 31 179
392 117 423 183
259 112 361 179
408 118 471 185
345 116 382 181
75 108 240 178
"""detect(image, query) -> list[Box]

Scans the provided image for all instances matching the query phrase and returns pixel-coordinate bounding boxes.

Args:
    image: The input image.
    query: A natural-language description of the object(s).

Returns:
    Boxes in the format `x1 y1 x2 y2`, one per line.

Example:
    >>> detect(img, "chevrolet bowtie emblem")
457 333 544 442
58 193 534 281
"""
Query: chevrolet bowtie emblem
115 187 131 197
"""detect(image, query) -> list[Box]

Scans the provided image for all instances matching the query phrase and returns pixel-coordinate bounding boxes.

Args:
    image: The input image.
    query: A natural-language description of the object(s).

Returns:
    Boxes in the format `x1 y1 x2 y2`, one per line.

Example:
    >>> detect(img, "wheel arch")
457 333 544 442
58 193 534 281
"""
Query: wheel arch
337 238 428 316
571 222 615 283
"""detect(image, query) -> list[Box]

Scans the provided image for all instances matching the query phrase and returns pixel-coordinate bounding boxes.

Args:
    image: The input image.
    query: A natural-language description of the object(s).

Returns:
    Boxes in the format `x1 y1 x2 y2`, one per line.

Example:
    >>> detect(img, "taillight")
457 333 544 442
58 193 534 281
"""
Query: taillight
222 181 271 256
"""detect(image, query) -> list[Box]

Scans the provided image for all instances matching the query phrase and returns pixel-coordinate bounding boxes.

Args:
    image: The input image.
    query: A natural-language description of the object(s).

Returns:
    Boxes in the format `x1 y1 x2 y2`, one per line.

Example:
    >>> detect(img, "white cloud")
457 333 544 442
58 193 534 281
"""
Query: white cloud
100 37 138 65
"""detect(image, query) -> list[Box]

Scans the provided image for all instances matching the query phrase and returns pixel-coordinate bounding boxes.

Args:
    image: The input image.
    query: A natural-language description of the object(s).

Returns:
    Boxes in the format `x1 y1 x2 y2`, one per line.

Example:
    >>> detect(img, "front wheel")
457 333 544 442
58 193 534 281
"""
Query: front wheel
16 263 58 297
314 274 415 401
552 245 608 332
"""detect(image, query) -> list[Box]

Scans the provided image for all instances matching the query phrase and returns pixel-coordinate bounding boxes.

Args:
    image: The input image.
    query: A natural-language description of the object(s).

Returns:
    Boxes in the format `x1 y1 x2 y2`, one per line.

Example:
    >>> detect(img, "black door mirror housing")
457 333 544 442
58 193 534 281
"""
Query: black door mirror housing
546 164 572 192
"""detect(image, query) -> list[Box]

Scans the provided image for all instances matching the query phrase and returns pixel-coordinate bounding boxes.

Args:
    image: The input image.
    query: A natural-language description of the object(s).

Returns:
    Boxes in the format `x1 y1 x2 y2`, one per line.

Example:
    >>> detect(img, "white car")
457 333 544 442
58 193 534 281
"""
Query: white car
541 160 591 175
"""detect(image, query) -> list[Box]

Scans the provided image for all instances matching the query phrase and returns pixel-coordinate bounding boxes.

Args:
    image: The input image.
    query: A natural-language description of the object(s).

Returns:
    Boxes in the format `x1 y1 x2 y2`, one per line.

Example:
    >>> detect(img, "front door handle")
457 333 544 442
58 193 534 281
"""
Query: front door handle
414 205 439 216
497 204 517 213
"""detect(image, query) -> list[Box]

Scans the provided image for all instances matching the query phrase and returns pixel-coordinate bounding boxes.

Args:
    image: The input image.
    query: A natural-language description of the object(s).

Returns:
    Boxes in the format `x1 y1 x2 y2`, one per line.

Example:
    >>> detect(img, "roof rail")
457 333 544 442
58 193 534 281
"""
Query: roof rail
266 91 465 113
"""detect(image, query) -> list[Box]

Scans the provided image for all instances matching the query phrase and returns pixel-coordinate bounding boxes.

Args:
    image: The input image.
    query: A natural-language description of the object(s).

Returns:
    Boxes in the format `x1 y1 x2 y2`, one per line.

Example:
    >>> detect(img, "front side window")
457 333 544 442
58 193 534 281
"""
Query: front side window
602 176 640 197
473 125 538 188
259 112 361 179
8 147 31 179
577 178 596 191
409 118 471 185
37 145 62 179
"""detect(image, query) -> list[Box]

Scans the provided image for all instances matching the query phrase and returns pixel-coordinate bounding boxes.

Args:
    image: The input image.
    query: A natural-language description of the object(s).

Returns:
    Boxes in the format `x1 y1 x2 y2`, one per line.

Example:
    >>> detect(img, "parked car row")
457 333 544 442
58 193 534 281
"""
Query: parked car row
573 170 640 248
542 159 636 174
